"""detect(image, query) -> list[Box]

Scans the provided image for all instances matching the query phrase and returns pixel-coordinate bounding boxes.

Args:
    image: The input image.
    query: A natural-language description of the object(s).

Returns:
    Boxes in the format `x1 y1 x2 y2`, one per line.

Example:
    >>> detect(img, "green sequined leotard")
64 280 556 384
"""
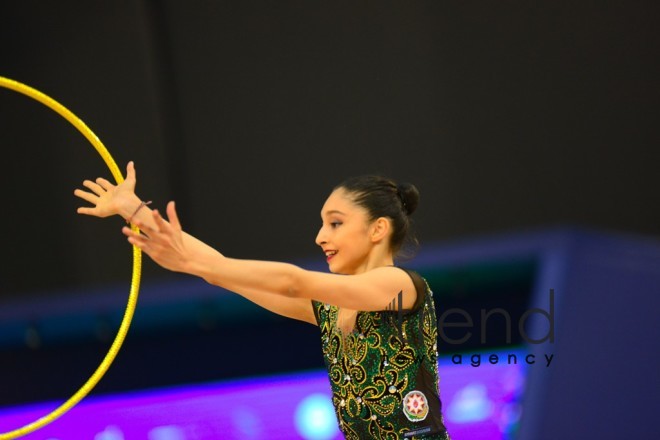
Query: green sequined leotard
312 268 450 439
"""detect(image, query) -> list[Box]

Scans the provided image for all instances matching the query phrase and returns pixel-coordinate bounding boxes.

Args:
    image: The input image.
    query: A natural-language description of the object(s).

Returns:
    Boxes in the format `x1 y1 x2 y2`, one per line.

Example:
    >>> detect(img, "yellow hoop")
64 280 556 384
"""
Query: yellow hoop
0 76 141 439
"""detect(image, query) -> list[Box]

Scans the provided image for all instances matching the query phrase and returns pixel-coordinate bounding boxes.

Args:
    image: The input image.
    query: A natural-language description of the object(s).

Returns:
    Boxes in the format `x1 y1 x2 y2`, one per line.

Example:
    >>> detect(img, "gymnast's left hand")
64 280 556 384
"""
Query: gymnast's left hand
122 201 193 274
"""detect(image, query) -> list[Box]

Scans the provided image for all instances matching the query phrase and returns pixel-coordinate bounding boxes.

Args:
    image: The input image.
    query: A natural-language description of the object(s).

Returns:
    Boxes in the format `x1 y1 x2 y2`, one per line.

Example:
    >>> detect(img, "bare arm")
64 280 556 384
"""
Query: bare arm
74 162 317 324
124 203 417 312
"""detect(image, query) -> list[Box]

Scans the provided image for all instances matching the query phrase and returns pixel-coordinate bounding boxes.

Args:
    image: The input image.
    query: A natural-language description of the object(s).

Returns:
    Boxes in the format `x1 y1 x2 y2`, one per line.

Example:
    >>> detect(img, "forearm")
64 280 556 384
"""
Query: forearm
182 245 315 323
121 198 308 313
188 254 301 299
228 286 316 324
120 196 297 294
114 189 409 315
122 200 406 313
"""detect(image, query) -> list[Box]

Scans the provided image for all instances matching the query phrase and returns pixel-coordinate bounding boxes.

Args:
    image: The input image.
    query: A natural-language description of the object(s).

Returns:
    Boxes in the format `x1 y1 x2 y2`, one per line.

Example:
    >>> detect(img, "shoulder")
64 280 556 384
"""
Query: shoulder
392 267 428 312
362 265 417 290
363 266 420 311
295 265 419 311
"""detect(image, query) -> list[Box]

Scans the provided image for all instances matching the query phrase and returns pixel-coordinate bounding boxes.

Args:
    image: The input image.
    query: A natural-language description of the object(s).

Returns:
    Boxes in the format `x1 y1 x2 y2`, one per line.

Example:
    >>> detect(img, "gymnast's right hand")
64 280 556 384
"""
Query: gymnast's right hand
74 161 139 218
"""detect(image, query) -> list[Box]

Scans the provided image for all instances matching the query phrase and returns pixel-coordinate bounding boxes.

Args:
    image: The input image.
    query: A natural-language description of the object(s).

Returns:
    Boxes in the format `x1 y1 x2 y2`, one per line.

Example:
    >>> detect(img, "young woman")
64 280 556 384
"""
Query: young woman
74 162 450 439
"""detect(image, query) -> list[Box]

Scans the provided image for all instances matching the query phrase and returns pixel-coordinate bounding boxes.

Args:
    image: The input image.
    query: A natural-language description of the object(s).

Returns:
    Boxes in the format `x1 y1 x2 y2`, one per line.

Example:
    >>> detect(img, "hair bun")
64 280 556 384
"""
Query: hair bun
396 182 419 216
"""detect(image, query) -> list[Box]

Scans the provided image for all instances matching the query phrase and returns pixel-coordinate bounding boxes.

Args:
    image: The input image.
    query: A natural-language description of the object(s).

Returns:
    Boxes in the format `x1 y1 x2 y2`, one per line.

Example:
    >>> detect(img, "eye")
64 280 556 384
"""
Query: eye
330 221 342 228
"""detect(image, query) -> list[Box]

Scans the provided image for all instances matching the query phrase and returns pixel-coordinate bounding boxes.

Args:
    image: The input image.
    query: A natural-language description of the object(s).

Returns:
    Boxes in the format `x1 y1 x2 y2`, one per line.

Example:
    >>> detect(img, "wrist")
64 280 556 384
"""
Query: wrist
119 195 145 220
191 250 227 284
126 200 153 224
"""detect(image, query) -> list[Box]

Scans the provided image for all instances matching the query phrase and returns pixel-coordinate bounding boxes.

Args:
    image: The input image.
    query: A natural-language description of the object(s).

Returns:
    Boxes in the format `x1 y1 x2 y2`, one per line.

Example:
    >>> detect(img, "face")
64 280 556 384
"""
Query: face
315 188 375 275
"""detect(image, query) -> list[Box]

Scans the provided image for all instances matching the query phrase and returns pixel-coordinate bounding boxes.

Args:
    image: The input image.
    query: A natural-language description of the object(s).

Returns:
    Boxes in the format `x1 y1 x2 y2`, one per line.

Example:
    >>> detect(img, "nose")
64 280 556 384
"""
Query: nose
315 226 327 247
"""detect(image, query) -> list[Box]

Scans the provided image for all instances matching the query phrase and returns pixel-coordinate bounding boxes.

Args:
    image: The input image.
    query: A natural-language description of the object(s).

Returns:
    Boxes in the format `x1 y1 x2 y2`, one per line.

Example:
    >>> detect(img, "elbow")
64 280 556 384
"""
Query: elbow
283 265 305 298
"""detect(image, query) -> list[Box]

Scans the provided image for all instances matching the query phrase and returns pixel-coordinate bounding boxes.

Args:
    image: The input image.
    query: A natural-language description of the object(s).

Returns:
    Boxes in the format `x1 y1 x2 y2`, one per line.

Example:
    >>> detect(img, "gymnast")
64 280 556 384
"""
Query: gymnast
74 161 450 439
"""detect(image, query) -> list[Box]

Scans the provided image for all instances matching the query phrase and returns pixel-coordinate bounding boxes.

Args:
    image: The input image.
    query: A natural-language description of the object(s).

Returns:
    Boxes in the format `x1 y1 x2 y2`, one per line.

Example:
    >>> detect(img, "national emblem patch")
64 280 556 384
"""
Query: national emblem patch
402 390 429 422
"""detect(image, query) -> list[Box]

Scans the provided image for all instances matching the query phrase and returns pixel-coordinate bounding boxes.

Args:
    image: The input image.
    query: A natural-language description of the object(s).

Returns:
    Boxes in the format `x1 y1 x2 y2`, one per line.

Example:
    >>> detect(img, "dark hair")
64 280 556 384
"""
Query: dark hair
335 175 420 258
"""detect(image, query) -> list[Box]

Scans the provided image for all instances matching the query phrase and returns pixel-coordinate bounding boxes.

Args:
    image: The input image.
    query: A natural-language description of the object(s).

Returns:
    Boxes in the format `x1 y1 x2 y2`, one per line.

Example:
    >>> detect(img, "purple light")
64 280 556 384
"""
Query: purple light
0 352 525 439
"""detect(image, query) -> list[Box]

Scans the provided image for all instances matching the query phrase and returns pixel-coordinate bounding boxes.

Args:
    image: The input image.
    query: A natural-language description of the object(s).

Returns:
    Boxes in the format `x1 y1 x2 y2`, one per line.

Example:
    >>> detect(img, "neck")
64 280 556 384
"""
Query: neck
352 246 394 274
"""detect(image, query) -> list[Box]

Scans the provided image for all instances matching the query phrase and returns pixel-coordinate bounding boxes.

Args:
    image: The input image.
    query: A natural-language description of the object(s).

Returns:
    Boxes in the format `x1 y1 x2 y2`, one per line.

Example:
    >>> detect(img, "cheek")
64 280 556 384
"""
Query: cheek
346 236 371 257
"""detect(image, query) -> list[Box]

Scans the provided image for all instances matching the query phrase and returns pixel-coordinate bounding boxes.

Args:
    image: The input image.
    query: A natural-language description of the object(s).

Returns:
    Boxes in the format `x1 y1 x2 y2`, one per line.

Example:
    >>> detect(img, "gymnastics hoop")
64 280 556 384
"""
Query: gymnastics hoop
0 76 141 439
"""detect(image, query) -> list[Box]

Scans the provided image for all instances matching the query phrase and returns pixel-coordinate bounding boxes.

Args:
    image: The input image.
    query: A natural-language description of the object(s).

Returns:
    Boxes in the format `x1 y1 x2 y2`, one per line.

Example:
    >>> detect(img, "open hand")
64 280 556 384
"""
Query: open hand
74 161 138 218
122 201 192 273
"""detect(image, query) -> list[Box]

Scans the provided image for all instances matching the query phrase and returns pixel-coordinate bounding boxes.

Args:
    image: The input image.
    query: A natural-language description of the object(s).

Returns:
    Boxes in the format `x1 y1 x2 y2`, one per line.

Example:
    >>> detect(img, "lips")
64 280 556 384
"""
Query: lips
324 250 337 262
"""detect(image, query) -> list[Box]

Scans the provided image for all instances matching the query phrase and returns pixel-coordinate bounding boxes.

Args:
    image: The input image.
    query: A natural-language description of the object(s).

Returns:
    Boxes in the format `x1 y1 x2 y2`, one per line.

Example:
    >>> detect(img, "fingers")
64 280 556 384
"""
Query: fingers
126 161 136 181
77 206 96 215
96 177 114 191
166 201 182 230
131 220 154 237
123 225 145 238
73 188 98 205
82 179 105 196
123 226 149 248
125 205 181 243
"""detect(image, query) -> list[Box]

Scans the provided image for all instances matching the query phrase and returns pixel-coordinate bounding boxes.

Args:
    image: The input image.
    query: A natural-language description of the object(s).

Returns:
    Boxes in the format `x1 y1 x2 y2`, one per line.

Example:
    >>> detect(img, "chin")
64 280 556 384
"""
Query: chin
328 265 341 274
328 261 347 275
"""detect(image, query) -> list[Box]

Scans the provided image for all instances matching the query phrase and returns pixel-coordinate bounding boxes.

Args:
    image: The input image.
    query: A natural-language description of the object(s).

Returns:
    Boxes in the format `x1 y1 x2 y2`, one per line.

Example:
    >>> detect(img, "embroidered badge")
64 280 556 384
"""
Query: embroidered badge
402 390 429 422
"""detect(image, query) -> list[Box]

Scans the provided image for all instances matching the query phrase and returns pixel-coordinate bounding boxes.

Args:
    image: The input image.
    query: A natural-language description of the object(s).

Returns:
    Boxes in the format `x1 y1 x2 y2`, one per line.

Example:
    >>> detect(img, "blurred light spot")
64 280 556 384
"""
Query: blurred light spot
94 426 125 440
294 393 339 440
446 383 493 423
232 406 263 439
149 425 186 440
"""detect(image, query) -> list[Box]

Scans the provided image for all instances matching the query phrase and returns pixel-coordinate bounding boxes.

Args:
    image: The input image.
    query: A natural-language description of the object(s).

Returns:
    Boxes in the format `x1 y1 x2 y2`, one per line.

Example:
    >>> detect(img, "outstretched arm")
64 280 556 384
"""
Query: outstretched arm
124 203 418 313
74 162 317 324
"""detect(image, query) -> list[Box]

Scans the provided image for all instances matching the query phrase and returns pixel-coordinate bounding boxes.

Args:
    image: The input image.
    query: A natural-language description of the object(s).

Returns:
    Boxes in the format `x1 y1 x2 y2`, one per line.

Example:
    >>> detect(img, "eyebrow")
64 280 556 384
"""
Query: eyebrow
322 209 346 217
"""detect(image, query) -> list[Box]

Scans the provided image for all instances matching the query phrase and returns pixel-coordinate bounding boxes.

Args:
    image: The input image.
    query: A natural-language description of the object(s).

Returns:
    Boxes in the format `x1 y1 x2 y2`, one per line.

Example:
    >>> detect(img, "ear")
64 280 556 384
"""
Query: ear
370 217 391 243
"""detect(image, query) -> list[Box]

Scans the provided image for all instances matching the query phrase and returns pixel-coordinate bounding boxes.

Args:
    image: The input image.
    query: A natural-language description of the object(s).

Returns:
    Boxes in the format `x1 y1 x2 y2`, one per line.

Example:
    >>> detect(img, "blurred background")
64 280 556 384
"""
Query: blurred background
0 1 658 439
